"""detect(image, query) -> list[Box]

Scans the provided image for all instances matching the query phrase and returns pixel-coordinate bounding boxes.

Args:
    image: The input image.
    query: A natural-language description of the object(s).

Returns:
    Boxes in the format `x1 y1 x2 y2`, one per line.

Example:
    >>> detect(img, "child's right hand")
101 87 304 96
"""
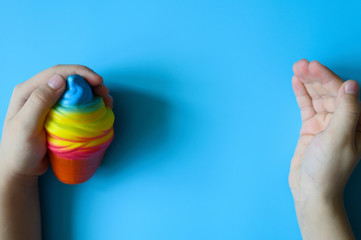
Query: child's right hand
0 65 113 183
289 59 361 200
289 59 361 239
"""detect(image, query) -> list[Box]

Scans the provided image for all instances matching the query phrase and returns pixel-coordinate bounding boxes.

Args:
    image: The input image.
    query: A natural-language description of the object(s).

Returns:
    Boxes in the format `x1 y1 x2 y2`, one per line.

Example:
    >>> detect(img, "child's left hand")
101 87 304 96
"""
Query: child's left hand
0 65 112 181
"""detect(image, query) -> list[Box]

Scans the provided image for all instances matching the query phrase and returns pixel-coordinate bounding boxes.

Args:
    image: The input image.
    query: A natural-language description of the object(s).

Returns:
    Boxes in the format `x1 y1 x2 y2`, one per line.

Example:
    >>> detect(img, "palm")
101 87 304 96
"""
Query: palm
301 112 333 137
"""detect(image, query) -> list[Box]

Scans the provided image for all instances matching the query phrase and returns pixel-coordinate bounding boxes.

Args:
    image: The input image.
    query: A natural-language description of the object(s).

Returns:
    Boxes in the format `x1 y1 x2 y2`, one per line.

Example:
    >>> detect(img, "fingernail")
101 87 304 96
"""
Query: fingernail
345 81 359 95
48 75 64 90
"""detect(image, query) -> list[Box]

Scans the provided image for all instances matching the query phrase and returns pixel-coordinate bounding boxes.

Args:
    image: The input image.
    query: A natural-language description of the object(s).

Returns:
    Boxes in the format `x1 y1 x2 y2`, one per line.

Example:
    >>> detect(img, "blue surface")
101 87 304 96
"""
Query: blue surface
2 0 361 239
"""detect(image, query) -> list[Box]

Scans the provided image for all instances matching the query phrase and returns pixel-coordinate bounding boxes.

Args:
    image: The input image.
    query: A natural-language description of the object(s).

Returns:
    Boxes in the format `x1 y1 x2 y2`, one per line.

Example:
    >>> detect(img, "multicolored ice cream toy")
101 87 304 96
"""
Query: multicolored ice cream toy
45 75 114 184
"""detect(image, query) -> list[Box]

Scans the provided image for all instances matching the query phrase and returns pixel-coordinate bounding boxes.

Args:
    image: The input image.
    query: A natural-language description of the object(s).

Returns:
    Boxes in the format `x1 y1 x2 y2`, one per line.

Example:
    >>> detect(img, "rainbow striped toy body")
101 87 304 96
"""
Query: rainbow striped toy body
45 75 114 184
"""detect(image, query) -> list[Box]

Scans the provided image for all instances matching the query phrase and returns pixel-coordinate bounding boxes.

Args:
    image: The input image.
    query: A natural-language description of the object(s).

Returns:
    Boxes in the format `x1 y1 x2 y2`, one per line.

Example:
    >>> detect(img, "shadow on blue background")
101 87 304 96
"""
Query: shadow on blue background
101 75 171 173
345 163 361 239
39 174 77 240
332 66 361 83
39 72 171 240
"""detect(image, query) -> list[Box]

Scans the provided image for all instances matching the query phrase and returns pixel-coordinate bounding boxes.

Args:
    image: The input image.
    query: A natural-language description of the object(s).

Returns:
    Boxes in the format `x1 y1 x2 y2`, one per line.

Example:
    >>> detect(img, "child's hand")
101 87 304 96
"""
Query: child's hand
0 65 113 240
290 59 360 239
0 65 113 180
290 59 361 199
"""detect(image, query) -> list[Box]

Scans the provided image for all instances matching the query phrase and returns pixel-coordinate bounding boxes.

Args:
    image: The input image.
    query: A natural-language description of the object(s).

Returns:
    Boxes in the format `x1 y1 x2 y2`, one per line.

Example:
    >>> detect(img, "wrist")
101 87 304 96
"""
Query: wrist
0 163 41 240
293 191 355 239
294 192 343 213
0 168 38 190
291 183 344 207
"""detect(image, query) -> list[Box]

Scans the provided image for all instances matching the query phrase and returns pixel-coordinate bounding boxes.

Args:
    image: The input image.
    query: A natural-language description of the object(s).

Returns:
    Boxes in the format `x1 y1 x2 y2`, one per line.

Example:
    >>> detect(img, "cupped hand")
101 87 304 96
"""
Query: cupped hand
289 59 361 200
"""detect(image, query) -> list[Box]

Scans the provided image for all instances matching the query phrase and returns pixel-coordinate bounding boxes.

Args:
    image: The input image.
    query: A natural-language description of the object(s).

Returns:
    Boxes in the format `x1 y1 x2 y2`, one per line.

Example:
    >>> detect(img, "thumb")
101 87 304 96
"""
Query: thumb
18 74 66 132
327 80 361 143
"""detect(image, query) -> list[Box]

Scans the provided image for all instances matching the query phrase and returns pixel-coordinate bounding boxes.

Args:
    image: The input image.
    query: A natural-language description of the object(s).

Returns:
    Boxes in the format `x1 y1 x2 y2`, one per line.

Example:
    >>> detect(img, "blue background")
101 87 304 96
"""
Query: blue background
2 0 361 239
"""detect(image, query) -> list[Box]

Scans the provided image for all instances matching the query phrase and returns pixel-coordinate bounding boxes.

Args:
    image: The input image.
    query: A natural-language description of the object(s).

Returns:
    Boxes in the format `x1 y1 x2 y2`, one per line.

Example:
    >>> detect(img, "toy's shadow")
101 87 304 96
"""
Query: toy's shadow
38 71 171 240
39 171 76 240
99 79 171 174
345 159 361 238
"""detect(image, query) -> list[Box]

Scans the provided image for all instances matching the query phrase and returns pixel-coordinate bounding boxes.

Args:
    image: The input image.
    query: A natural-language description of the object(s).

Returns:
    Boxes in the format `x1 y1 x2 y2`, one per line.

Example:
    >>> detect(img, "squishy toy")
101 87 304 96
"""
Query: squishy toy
44 75 114 184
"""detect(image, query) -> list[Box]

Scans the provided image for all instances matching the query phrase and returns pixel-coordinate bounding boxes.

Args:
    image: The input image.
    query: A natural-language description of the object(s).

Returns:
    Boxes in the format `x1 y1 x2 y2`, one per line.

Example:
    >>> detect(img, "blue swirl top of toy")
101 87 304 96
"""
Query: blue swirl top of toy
58 75 94 106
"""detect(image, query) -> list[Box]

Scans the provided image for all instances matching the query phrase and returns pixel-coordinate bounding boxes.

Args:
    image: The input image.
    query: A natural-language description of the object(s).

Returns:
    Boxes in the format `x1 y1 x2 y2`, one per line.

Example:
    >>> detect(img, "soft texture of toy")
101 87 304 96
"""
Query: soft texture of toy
45 74 114 184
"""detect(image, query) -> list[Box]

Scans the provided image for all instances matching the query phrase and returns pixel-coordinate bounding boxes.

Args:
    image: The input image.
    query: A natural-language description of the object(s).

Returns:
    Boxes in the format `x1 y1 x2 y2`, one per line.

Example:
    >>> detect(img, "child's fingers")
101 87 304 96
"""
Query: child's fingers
104 94 113 109
92 84 113 108
93 83 109 96
327 80 361 144
16 74 66 133
292 75 316 122
30 64 102 86
308 60 343 94
6 65 102 121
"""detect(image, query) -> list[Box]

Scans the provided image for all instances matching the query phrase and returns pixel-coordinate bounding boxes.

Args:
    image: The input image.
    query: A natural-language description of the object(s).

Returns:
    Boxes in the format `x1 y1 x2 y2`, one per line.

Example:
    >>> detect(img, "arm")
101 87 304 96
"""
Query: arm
294 193 355 239
0 173 41 239
0 65 112 240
